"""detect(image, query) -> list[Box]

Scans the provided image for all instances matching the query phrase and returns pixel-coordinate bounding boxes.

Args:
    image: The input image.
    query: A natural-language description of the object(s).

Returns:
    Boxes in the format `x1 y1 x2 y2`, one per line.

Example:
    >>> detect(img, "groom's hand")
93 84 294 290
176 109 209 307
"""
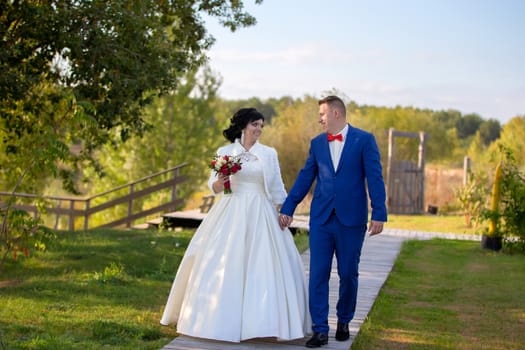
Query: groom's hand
368 220 384 236
279 214 293 230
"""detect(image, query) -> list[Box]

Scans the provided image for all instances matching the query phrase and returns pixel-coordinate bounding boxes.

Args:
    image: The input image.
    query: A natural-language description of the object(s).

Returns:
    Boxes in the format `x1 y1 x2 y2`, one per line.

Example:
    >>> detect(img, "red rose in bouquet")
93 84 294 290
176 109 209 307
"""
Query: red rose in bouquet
209 155 242 194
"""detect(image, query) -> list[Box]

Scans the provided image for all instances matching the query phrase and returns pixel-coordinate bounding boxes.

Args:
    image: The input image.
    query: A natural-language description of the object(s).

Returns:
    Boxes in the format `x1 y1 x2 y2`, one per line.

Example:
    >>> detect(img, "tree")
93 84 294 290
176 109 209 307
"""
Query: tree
478 119 501 146
223 97 278 124
0 0 262 269
355 105 459 165
434 109 462 131
262 96 319 190
491 116 525 167
1 0 262 193
84 66 224 224
456 113 483 139
466 132 488 169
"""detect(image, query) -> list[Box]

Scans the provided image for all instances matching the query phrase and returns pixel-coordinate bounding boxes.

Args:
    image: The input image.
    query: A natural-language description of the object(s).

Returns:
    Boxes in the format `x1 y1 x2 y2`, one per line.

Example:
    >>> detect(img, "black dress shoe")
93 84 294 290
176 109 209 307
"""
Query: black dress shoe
305 332 328 348
335 322 350 341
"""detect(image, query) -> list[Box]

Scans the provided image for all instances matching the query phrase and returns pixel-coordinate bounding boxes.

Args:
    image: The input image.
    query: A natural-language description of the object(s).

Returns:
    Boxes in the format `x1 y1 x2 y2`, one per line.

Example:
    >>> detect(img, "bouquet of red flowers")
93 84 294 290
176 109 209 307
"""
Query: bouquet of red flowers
209 155 242 194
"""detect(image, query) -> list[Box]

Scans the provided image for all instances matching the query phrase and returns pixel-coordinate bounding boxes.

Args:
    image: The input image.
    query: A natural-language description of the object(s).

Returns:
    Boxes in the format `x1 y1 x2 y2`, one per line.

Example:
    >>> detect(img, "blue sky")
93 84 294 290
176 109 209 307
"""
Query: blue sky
203 0 524 124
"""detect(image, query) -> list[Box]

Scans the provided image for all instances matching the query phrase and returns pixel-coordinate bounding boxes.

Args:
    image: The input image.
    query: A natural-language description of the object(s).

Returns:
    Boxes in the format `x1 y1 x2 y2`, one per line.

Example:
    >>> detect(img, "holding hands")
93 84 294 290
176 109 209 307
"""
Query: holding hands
279 214 293 230
279 213 384 236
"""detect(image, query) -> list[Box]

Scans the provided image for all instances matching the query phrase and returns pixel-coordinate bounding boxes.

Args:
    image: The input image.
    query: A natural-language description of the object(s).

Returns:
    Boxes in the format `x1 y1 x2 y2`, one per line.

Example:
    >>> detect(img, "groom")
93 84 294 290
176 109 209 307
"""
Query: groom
279 95 387 348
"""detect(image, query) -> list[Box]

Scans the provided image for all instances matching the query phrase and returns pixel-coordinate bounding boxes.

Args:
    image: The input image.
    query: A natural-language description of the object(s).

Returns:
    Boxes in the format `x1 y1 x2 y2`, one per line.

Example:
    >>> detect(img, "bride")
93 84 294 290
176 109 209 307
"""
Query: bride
160 107 310 342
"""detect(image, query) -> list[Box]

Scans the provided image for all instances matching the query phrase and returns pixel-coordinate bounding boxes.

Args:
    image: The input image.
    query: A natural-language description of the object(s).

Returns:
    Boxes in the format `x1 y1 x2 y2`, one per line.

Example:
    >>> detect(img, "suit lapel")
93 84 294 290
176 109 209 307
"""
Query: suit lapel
335 124 353 173
319 136 336 174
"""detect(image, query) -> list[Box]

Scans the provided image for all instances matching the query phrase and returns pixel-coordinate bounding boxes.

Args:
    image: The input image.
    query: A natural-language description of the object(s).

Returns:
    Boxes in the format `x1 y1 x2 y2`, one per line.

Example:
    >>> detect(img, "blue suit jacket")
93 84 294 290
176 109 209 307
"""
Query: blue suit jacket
281 124 387 227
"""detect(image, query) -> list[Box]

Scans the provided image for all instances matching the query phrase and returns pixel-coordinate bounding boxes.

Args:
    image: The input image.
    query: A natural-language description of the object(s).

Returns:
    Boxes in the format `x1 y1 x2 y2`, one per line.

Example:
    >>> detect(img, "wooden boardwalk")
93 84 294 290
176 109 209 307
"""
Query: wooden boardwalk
161 231 408 350
161 210 311 235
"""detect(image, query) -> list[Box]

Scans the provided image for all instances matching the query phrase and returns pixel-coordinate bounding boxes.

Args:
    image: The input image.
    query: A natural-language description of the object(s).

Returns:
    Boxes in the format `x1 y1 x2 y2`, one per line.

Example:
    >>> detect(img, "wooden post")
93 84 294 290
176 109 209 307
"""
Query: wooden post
171 168 178 211
54 200 62 230
69 200 75 231
127 184 134 228
463 156 471 185
84 199 90 231
418 131 427 212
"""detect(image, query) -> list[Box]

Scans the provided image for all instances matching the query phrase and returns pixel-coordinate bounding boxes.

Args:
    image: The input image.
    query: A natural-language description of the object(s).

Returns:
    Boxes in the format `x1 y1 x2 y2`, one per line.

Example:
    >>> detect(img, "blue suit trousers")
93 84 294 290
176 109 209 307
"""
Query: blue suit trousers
308 211 366 334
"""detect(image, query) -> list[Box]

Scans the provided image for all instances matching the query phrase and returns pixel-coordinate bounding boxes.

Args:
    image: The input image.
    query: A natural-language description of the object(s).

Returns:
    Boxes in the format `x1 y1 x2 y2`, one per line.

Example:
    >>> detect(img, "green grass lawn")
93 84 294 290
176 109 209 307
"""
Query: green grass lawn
352 239 525 350
0 226 310 349
0 228 187 349
386 214 478 235
0 215 521 349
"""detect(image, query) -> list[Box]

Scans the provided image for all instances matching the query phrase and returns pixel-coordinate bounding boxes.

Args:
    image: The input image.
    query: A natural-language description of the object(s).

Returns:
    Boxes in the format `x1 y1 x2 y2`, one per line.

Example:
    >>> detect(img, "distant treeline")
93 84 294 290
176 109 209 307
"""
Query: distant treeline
81 89 524 208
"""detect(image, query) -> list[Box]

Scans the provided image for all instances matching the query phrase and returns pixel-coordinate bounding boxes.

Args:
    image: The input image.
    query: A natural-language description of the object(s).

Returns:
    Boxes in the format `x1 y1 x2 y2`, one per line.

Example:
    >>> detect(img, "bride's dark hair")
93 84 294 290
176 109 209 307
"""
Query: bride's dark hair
222 108 265 143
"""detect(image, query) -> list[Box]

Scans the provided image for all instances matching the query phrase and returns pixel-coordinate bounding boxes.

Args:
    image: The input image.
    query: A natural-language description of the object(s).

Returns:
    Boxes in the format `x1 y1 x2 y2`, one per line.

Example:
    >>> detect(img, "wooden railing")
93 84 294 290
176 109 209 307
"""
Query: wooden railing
0 163 188 231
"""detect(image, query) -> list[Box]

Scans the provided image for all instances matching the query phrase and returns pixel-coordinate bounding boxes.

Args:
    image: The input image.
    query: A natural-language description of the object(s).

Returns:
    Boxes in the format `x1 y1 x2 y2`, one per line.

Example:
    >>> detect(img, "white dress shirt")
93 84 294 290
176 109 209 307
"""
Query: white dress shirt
329 124 348 171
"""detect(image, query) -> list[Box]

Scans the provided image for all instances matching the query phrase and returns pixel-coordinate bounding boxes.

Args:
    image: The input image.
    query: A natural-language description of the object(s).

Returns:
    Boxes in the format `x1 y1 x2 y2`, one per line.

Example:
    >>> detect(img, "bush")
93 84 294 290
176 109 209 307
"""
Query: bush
457 145 525 252
0 206 55 273
480 145 525 251
499 151 525 243
455 170 489 228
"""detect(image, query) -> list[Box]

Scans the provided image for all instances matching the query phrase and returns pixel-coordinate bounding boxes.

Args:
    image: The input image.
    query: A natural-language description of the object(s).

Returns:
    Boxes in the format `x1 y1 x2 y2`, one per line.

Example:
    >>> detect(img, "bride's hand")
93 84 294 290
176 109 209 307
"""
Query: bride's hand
278 214 292 230
213 174 229 193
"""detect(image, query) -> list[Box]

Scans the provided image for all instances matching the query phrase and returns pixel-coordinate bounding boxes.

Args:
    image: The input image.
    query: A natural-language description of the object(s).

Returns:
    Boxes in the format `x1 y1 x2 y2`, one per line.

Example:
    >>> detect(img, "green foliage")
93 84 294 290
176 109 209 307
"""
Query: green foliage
466 131 489 167
471 145 525 250
490 116 525 167
456 113 484 139
0 207 55 274
478 118 501 145
91 262 130 284
455 170 489 228
0 83 91 194
262 96 319 189
497 147 525 246
84 66 223 220
487 160 503 236
0 0 261 279
1 0 261 194
434 109 462 130
222 97 278 123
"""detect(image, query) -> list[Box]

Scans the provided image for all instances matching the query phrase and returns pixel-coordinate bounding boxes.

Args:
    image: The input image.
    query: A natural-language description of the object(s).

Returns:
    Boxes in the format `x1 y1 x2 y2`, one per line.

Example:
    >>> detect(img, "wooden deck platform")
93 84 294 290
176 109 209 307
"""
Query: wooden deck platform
162 210 310 234
160 232 405 350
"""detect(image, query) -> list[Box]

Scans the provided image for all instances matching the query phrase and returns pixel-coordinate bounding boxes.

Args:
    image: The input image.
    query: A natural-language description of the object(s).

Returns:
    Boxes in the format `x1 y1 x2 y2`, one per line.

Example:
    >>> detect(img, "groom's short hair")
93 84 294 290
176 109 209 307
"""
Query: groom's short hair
318 95 346 116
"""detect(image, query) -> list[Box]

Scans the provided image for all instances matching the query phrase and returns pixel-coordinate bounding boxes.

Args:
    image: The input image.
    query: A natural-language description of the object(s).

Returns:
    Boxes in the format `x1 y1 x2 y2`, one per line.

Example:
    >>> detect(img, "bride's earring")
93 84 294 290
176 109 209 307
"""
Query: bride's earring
241 130 245 146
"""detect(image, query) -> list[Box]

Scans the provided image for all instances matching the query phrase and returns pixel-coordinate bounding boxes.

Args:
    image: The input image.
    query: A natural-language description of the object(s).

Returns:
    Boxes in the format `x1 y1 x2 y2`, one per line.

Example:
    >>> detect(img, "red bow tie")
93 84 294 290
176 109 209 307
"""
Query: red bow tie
327 133 343 142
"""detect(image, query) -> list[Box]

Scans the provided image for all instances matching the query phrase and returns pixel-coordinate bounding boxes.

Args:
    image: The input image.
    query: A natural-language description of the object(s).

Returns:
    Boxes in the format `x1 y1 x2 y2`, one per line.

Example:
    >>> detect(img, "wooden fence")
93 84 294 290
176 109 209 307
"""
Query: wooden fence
0 163 188 231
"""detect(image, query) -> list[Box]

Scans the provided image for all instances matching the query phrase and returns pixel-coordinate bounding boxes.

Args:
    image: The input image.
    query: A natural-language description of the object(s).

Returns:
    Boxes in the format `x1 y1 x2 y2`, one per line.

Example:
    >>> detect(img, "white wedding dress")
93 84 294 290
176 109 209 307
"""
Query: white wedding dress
160 155 310 342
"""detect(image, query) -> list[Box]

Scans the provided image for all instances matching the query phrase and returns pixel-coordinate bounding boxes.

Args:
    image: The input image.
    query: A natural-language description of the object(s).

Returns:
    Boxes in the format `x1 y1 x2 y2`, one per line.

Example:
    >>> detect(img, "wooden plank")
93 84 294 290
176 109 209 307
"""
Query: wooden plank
162 209 207 229
162 210 310 232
